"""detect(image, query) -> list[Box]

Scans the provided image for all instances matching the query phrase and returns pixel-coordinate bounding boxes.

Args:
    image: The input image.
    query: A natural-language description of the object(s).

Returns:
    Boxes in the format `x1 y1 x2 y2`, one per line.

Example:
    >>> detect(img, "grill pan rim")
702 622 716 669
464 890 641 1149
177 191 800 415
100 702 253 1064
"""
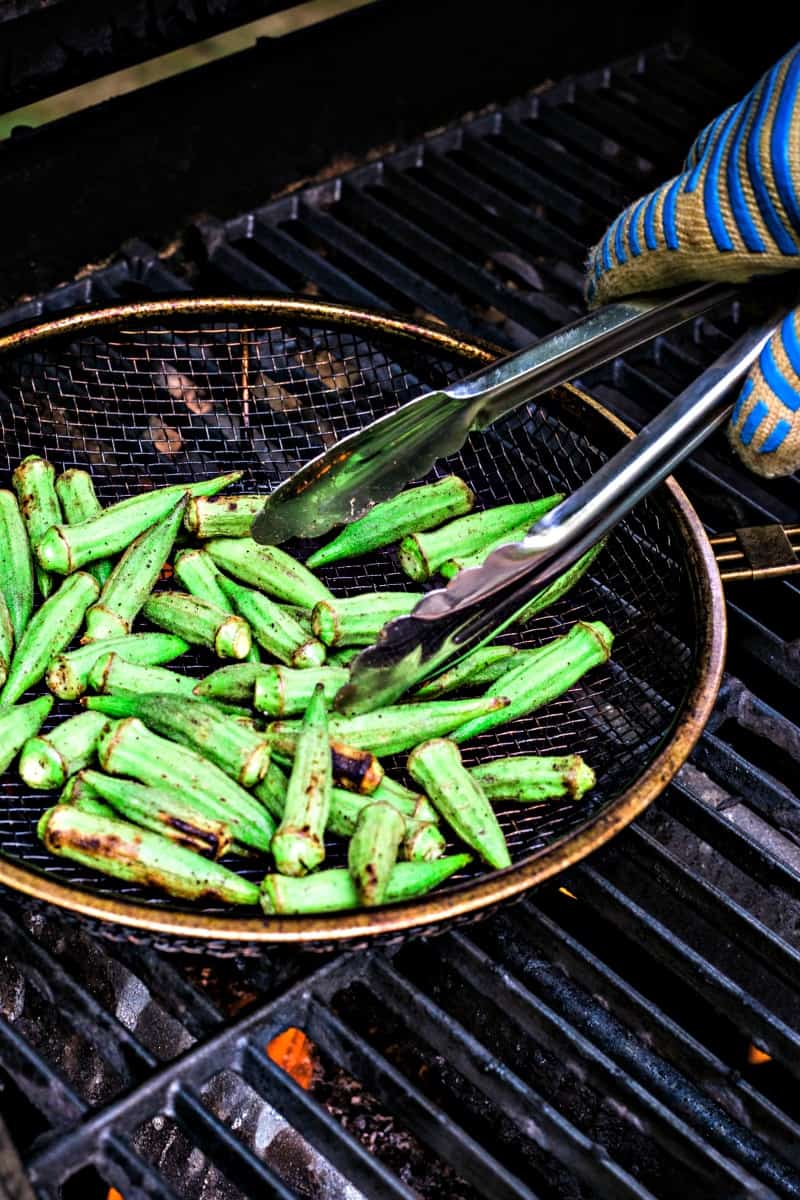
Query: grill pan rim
0 296 726 945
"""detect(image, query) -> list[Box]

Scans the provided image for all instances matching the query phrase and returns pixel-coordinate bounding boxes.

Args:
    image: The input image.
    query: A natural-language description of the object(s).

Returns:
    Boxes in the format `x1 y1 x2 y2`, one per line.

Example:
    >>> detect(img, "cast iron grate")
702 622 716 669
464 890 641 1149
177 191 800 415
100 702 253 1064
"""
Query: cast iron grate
0 35 798 1200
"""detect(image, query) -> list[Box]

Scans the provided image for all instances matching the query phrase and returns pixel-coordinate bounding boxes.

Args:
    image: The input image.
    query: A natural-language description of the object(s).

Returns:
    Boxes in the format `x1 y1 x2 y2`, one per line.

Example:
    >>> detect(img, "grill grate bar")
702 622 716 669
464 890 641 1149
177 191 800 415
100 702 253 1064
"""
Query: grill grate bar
250 215 387 309
95 1136 183 1200
0 1011 85 1129
368 955 656 1200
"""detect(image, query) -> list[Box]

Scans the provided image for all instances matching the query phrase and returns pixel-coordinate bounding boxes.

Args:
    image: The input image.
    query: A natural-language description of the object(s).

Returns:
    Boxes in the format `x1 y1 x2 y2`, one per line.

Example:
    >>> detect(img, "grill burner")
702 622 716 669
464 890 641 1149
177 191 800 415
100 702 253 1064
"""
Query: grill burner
0 31 799 1200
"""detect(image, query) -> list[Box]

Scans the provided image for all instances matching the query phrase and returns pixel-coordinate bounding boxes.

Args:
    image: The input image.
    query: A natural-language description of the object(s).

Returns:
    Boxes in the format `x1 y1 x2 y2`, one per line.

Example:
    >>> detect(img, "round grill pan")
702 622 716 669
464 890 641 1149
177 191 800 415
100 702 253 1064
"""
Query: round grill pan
0 298 725 953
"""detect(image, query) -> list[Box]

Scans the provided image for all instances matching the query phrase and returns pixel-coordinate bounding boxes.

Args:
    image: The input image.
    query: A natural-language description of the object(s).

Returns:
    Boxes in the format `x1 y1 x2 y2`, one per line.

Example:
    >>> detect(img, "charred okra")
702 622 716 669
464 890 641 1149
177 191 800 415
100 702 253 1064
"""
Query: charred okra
329 789 445 863
55 469 112 586
47 631 189 700
348 802 406 905
271 684 332 876
12 455 62 599
253 665 349 717
268 731 383 794
185 495 265 539
0 695 53 773
0 490 34 643
306 476 475 569
408 739 511 869
84 497 187 640
18 710 110 789
216 574 325 667
311 592 423 647
143 591 252 660
205 537 333 608
470 754 596 803
38 805 259 904
173 547 260 663
260 853 471 914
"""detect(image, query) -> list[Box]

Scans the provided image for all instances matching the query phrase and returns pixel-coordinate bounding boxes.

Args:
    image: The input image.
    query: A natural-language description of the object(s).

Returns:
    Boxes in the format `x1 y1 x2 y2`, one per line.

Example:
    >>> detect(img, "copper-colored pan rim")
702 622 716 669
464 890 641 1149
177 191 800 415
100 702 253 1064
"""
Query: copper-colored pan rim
0 296 727 943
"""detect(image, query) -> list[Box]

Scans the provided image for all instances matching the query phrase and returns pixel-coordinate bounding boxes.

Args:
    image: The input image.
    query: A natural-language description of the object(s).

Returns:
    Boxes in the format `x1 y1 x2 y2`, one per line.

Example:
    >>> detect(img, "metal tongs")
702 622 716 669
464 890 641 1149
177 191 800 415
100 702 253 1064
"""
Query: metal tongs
254 279 795 714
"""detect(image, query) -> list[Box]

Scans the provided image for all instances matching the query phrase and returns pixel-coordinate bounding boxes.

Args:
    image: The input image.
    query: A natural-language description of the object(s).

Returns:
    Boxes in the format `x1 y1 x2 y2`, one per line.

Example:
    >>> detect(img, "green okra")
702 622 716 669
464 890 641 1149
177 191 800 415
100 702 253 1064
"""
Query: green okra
216 573 325 668
510 541 607 626
0 490 34 644
253 665 349 717
306 476 475 569
452 620 614 744
470 754 596 803
143 591 252 660
173 548 260 663
87 653 197 701
18 710 110 789
80 769 234 858
438 495 564 579
185 495 265 539
47 631 190 700
0 593 13 690
372 775 439 825
36 471 242 575
280 605 315 637
328 645 360 667
98 718 274 853
60 770 106 808
408 739 511 869
416 645 519 698
398 496 563 582
205 537 333 608
55 470 112 586
269 732 383 794
260 853 471 914
311 592 423 648
38 805 259 904
328 788 445 863
0 572 100 706
348 802 406 905
193 662 267 705
0 695 53 772
269 696 509 757
70 793 116 819
271 684 332 876
12 455 62 599
84 498 187 640
253 759 289 822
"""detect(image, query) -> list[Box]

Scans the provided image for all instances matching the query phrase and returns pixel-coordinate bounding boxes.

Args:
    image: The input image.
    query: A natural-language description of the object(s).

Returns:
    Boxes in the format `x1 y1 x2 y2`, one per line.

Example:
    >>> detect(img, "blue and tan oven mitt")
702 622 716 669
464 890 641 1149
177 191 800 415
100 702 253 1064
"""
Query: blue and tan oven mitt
586 44 800 477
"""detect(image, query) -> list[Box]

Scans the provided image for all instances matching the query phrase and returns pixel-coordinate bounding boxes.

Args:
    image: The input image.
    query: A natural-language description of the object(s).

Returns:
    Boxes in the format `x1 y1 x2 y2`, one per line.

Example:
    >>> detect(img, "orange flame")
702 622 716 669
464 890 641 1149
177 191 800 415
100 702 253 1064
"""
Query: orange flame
267 1027 314 1090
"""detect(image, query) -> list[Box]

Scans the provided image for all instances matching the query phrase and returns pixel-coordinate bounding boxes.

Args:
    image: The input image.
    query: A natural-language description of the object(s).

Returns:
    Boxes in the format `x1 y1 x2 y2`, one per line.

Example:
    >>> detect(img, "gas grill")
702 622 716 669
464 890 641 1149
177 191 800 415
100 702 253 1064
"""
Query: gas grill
0 3 799 1196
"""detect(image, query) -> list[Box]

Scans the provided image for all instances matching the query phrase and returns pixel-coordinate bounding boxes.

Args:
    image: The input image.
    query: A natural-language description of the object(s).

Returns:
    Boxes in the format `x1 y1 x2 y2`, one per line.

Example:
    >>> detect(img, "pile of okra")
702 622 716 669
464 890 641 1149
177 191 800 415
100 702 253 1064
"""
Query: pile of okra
0 458 614 915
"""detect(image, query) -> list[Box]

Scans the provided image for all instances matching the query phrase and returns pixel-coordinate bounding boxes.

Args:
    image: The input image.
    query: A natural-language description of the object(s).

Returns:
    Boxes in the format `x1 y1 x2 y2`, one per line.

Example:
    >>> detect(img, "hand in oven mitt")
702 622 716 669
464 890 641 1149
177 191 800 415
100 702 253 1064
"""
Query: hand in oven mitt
586 45 800 477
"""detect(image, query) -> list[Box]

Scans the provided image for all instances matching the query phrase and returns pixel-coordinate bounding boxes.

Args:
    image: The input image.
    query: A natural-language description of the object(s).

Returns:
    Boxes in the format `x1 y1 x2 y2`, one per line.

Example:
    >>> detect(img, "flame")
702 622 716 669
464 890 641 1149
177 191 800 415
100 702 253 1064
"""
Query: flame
747 1044 772 1065
267 1027 314 1089
108 1190 124 1200
558 887 578 900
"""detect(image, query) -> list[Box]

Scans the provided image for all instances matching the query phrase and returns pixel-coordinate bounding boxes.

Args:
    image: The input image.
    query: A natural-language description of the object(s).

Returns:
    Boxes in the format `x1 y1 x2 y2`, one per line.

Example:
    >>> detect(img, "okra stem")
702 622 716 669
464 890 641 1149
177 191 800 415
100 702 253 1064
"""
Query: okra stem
0 695 53 773
12 455 62 598
47 631 190 700
185 495 265 538
19 710 110 789
0 490 34 643
260 854 471 914
348 802 406 905
253 666 349 717
271 684 332 876
206 538 333 608
268 731 383 794
143 591 252 660
470 754 596 802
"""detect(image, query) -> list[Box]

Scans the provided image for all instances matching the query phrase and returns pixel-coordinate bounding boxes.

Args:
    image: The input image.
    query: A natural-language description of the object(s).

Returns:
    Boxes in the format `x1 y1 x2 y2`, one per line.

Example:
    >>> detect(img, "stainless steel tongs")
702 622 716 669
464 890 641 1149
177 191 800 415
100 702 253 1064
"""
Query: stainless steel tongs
254 279 796 714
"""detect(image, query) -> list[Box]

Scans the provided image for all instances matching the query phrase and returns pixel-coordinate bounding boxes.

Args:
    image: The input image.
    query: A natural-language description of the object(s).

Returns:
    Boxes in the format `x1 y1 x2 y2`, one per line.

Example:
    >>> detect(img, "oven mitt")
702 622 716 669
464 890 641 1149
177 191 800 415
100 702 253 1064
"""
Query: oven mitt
586 44 800 478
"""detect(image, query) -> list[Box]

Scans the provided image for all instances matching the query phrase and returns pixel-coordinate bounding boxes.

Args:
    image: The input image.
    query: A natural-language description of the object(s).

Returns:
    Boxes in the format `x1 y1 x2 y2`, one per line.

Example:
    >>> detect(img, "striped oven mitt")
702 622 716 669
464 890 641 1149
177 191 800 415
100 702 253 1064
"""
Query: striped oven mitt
586 45 800 477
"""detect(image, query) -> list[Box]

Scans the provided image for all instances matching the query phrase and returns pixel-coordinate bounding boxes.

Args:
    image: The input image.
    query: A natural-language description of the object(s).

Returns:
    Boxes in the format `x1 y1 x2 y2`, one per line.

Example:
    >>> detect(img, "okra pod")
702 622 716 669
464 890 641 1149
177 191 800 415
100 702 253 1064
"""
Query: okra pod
205 537 333 608
80 769 233 858
408 739 511 869
511 542 607 626
98 718 275 852
269 696 509 757
470 754 596 803
47 631 190 700
173 548 260 663
438 495 563 579
185 495 265 539
12 455 62 598
398 496 563 581
100 692 271 788
280 605 315 637
372 775 439 825
348 802 406 905
253 759 289 822
60 770 106 808
18 710 110 789
253 666 349 717
306 476 475 569
216 574 325 668
36 471 242 575
268 731 383 794
55 470 112 586
143 591 252 660
329 788 446 863
38 805 259 904
311 592 423 647
0 695 53 772
328 645 359 667
0 593 12 690
193 662 267 705
70 793 116 819
271 684 332 876
260 853 471 914
0 490 34 644
0 572 100 706
452 620 614 743
416 645 518 698
87 653 197 700
84 498 187 640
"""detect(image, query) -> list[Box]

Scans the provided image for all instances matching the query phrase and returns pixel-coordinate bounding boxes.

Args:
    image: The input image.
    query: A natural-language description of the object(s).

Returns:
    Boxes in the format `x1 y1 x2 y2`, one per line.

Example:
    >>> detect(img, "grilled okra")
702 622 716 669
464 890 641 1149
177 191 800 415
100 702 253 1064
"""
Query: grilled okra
0 593 12 690
84 497 187 640
47 631 190 700
372 775 439 825
253 665 349 717
271 684 332 876
253 759 290 822
216 573 325 667
143 591 252 660
38 805 259 904
398 496 563 581
311 591 423 647
0 490 34 644
329 789 445 863
173 547 260 663
12 455 62 599
36 471 242 575
348 802 406 905
193 662 267 705
260 854 471 914
452 620 613 743
206 538 333 608
438 495 563 578
306 476 475 569
408 739 511 869
185 495 265 538
268 732 383 794
87 653 197 701
0 695 53 773
470 754 596 803
0 572 100 706
510 542 606 626
416 645 518 698
18 710 110 789
55 469 112 586
79 769 234 858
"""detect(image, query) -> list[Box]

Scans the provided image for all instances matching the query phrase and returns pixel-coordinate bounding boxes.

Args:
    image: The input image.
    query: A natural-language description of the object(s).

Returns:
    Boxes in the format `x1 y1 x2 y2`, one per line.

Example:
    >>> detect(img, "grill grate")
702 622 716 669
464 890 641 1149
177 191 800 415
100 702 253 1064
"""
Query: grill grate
0 36 798 1200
